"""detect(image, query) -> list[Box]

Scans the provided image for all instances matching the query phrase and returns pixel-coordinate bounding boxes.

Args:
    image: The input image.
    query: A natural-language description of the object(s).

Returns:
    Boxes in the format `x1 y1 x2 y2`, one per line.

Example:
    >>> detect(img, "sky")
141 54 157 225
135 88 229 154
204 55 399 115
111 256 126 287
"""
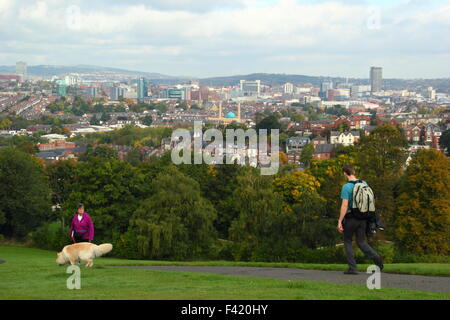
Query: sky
0 0 449 79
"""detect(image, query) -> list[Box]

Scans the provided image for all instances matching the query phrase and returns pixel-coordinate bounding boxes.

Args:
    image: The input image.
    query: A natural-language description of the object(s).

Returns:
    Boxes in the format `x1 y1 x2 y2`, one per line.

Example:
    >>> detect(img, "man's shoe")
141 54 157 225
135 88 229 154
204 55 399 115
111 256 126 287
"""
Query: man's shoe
344 269 358 275
374 257 384 271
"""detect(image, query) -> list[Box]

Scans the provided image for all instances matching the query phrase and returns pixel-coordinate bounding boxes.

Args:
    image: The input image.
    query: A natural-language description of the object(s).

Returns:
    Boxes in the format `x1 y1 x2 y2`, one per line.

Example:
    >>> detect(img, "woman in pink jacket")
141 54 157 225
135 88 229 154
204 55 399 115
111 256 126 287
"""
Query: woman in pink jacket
69 203 94 243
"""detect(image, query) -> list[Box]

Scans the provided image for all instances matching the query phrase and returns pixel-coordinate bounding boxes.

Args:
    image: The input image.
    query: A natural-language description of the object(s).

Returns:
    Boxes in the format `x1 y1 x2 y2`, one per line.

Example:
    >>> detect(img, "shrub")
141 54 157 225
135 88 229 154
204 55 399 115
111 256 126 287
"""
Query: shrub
31 221 70 250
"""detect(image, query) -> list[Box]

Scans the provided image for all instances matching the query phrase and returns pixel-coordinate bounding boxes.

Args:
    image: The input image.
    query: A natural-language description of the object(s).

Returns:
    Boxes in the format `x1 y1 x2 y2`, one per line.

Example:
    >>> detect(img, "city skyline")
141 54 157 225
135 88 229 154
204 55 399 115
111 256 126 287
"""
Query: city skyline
0 0 449 78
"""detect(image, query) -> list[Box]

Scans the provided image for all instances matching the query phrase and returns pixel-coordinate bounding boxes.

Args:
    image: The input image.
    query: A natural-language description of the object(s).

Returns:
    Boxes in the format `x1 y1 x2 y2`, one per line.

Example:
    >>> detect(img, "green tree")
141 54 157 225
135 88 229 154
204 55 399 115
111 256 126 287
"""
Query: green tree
228 170 287 261
0 118 12 130
100 112 111 123
80 145 119 161
0 148 52 238
308 155 355 222
90 115 100 125
129 166 217 259
356 124 408 227
141 115 153 126
63 157 148 242
439 129 450 156
255 114 282 131
393 149 450 255
126 147 143 166
300 144 315 167
16 141 37 154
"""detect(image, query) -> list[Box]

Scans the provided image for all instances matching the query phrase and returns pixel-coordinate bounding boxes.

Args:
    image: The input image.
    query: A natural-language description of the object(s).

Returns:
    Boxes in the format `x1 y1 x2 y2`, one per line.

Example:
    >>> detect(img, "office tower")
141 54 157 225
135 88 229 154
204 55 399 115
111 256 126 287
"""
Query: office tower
85 86 98 98
320 81 333 98
56 84 67 97
284 82 294 94
110 87 120 101
370 67 382 93
137 77 148 101
15 61 27 81
240 80 261 96
427 87 436 101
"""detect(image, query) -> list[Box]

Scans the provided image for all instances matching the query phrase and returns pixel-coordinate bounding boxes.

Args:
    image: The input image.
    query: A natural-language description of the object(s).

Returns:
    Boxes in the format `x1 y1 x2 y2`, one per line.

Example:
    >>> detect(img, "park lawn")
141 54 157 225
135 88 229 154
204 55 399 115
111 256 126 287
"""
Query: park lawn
0 245 449 300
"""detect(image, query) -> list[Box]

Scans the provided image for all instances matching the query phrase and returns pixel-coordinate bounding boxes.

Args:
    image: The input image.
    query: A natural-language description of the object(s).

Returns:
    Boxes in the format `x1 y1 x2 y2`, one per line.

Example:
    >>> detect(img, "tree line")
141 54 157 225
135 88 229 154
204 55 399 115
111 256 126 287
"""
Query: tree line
0 124 448 262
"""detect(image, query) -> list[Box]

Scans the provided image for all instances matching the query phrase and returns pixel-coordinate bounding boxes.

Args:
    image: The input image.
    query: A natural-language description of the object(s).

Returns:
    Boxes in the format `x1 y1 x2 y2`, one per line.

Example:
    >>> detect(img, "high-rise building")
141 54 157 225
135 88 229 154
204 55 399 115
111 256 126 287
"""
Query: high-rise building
370 67 383 93
284 82 294 94
161 87 191 100
240 80 260 96
427 87 436 101
320 81 333 99
56 84 67 97
137 77 148 101
85 86 98 98
109 87 124 101
15 61 27 81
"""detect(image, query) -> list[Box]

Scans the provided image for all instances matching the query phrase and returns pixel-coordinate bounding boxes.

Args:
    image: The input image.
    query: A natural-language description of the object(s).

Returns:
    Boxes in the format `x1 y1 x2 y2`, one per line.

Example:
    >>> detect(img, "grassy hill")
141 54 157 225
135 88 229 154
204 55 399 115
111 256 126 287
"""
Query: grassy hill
0 245 448 300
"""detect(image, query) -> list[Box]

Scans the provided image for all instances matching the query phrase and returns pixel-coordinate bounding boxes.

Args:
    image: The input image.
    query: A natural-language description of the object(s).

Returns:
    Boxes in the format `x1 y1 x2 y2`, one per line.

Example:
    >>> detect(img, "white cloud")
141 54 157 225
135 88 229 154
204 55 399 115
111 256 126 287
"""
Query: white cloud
0 0 449 77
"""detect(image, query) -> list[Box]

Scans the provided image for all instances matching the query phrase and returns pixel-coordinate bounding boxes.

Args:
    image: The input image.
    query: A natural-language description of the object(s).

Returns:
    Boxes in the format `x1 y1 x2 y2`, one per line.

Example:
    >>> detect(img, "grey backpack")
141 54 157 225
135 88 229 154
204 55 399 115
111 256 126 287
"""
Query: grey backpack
349 180 376 219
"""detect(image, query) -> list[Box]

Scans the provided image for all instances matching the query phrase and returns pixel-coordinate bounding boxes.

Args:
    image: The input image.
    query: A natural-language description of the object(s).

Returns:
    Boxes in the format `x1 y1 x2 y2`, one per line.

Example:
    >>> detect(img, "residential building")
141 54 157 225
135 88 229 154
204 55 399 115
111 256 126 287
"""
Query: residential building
286 137 310 153
313 144 335 160
330 131 361 146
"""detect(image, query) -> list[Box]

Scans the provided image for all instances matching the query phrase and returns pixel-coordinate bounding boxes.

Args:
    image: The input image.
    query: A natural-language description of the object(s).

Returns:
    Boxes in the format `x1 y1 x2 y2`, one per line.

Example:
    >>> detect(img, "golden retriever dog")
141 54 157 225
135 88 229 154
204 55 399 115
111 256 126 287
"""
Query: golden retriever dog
56 243 112 267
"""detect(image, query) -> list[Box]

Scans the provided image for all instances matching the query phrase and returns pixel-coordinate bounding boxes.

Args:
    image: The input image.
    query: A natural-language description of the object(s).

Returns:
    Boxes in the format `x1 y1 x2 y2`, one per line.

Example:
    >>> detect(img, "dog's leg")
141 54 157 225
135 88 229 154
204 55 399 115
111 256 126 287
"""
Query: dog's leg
86 259 93 267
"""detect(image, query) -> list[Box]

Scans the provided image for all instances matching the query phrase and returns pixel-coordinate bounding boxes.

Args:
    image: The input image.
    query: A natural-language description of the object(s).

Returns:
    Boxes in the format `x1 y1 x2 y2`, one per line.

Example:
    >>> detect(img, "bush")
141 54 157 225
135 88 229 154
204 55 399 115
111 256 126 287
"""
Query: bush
31 221 70 251
208 239 233 261
393 249 450 263
372 241 395 264
112 230 142 260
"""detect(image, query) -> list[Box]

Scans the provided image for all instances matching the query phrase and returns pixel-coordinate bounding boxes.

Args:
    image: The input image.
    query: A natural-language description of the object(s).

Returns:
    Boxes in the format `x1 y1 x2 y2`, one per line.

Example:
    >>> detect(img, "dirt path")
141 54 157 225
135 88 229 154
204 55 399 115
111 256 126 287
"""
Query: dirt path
111 265 450 294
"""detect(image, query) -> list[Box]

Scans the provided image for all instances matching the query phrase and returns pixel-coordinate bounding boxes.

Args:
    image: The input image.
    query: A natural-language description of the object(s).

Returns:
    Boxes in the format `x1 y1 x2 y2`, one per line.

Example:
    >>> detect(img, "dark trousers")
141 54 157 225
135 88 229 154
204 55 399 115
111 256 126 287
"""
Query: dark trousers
343 217 381 271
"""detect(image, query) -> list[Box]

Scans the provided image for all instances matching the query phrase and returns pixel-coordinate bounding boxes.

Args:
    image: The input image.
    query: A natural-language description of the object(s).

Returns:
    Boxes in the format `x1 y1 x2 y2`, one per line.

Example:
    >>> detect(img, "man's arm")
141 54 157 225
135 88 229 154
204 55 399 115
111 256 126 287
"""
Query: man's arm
337 199 348 233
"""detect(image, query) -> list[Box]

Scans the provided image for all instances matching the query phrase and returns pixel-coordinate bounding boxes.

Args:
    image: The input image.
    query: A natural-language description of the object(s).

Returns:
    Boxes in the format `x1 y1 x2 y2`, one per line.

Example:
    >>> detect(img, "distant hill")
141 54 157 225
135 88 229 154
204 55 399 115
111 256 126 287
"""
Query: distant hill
0 65 449 92
0 64 179 80
198 73 360 87
199 73 450 92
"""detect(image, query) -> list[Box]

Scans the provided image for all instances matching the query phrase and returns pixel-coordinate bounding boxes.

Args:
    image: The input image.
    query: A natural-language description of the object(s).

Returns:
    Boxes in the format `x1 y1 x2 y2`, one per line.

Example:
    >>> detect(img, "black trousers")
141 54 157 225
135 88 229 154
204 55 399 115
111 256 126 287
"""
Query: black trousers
343 217 381 271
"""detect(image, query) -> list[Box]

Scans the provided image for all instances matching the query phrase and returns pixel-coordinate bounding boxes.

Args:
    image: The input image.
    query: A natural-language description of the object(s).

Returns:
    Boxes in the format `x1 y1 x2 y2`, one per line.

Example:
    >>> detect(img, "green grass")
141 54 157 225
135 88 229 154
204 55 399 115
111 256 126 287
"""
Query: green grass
0 245 449 300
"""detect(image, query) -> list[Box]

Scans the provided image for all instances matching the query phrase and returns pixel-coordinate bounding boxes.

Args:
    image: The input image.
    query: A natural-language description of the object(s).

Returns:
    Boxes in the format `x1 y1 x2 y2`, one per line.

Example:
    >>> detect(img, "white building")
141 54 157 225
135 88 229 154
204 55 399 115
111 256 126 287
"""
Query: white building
330 131 361 146
283 82 294 94
240 80 261 96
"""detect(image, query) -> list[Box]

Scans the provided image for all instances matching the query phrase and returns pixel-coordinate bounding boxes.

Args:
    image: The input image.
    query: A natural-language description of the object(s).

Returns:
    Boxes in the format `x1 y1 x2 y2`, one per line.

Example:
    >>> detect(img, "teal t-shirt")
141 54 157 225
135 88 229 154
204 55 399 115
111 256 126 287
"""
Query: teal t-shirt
340 180 368 209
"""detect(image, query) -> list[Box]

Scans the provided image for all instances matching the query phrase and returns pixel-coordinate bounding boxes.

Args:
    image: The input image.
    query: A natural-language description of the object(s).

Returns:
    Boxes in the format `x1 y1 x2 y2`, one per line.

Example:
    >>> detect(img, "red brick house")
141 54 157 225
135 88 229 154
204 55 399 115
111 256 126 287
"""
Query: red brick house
313 144 335 160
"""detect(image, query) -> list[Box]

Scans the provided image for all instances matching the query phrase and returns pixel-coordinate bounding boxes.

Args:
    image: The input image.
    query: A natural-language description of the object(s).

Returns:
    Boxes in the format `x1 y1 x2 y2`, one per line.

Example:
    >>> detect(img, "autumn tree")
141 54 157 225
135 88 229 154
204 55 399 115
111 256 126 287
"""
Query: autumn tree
393 149 450 256
439 129 450 156
273 170 336 248
355 124 408 228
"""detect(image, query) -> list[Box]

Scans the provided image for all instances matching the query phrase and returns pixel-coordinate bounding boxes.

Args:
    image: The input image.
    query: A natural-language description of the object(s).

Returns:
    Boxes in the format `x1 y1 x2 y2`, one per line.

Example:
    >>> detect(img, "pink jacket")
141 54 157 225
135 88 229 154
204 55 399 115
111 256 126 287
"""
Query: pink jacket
69 212 94 241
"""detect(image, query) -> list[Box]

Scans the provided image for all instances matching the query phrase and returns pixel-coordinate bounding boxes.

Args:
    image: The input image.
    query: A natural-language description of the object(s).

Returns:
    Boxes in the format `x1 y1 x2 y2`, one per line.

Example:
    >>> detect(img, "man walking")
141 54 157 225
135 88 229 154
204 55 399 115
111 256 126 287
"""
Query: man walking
338 164 383 274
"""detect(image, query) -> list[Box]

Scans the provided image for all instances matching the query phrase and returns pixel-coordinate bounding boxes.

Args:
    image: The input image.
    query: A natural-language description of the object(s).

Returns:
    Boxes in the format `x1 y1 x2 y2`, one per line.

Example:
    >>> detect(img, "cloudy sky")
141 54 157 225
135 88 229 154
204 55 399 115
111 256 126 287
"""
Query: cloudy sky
0 0 449 78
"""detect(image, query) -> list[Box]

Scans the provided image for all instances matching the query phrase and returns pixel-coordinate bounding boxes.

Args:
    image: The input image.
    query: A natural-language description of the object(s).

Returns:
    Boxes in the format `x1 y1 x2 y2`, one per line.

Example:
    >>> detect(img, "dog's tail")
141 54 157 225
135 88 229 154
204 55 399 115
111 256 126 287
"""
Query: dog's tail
94 243 113 257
